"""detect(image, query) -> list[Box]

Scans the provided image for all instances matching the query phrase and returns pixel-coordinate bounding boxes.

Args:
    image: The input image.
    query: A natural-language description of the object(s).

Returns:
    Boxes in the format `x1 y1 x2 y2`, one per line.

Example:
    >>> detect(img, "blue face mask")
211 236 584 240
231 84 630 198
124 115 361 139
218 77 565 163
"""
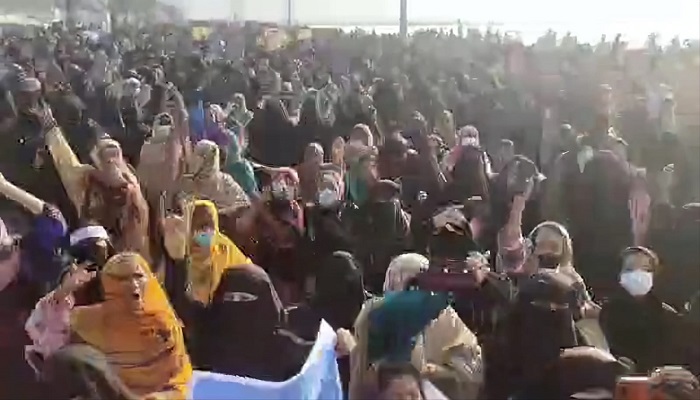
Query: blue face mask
194 231 214 248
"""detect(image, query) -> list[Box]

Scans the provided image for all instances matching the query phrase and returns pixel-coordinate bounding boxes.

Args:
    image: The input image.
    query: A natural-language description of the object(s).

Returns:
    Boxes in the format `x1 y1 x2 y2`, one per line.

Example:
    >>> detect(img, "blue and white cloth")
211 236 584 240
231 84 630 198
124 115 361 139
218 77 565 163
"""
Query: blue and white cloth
188 320 343 400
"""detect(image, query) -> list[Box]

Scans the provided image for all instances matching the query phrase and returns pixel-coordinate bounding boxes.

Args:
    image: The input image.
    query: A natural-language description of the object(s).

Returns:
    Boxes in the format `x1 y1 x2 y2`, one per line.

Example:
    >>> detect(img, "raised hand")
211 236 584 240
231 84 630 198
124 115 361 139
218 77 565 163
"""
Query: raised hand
55 265 97 300
162 214 188 260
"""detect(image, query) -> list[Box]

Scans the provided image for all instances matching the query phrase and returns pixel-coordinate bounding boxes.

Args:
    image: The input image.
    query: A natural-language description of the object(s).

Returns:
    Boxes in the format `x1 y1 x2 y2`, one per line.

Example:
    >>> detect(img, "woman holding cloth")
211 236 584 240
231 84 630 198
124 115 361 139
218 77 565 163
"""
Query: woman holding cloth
27 252 193 399
350 253 483 400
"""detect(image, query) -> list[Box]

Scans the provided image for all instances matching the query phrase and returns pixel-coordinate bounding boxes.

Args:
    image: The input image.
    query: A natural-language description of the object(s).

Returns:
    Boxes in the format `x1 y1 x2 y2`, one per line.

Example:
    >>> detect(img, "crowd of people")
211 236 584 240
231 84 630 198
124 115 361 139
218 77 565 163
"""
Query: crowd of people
0 21 699 400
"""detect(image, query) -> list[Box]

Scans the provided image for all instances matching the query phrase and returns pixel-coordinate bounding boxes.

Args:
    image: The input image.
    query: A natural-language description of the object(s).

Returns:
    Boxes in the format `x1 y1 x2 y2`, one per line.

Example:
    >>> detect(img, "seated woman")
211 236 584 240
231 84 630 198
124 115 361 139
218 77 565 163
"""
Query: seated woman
492 271 584 399
163 200 355 379
161 199 251 322
600 246 683 372
350 253 483 400
496 196 593 305
26 252 193 399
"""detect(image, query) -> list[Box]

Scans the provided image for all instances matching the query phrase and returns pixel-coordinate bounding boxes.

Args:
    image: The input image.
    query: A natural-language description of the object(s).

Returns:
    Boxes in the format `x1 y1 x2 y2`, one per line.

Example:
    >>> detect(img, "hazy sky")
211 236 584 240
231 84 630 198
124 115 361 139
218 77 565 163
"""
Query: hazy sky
177 0 699 40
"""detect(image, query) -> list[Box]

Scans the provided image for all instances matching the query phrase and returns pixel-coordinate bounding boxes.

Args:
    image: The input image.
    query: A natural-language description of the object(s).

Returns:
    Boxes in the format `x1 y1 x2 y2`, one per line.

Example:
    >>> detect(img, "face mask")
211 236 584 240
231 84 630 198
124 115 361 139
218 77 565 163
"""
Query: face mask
318 189 338 207
194 231 214 248
620 270 653 296
538 253 562 269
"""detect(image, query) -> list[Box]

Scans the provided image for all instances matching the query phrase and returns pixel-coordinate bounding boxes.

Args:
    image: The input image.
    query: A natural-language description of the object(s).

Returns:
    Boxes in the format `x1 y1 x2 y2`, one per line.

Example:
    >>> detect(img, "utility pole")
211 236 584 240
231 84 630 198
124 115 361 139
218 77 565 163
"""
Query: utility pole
399 0 407 39
286 0 293 26
65 0 75 28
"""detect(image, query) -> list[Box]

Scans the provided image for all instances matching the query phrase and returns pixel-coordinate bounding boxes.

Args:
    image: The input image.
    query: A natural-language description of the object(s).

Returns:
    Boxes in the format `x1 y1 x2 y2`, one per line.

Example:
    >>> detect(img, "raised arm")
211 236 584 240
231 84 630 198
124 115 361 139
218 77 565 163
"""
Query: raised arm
0 173 45 215
495 195 527 272
44 123 93 217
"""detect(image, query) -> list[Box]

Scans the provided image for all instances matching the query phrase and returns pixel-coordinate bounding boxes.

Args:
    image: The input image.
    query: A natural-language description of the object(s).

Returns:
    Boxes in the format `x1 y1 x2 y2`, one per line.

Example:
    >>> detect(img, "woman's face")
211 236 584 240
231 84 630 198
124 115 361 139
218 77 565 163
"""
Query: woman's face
99 141 122 165
191 206 216 233
533 227 565 257
350 128 372 147
381 376 424 400
304 144 324 165
107 261 148 311
621 252 653 274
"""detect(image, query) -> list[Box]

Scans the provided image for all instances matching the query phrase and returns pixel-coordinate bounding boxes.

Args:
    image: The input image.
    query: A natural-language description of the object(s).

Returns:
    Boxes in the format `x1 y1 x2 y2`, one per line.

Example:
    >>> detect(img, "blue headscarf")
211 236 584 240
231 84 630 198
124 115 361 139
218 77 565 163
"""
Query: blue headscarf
367 290 450 363
346 162 370 206
20 205 68 290
225 132 258 196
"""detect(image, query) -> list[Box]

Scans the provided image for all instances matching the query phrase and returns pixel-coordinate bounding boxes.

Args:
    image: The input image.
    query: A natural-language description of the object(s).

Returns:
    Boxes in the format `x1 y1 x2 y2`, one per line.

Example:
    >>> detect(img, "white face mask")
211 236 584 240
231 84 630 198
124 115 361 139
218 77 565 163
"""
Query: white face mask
318 189 338 207
619 270 653 296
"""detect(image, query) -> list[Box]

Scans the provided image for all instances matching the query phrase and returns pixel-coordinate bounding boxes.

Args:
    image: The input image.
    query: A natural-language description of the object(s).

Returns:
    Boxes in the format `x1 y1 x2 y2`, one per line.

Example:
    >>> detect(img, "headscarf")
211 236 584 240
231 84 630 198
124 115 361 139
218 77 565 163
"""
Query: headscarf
344 146 375 206
187 200 251 306
383 253 430 293
506 271 580 390
20 204 68 288
298 142 325 203
311 251 368 330
527 221 585 287
184 140 250 212
200 264 293 380
442 125 481 172
444 145 491 203
86 138 150 258
137 114 180 202
223 136 258 196
70 252 192 398
189 140 220 180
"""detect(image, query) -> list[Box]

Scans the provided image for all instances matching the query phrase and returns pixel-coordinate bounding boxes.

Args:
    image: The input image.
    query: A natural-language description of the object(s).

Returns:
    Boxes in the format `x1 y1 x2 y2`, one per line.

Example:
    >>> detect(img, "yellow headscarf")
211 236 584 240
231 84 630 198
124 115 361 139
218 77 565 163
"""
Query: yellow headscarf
71 252 192 399
188 199 251 305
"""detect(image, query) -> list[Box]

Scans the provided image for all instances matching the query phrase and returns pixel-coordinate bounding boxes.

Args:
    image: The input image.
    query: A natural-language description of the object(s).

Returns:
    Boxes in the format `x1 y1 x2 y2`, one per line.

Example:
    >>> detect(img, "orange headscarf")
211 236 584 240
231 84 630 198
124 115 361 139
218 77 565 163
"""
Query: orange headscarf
71 252 192 399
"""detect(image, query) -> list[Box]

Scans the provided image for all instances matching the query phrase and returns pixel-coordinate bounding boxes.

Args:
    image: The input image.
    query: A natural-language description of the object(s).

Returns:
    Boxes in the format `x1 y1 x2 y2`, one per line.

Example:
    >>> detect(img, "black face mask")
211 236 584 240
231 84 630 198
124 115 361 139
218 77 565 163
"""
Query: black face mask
538 254 562 269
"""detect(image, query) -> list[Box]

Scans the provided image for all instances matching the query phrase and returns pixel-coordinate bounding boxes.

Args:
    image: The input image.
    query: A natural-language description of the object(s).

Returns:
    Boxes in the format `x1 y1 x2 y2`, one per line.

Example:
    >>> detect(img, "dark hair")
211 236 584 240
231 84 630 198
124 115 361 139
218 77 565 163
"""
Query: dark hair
377 362 424 397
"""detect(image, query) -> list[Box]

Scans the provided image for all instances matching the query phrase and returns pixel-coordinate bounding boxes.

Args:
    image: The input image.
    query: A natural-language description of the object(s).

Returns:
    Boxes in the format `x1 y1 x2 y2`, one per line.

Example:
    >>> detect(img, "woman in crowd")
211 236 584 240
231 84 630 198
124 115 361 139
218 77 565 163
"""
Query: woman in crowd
0 215 52 399
496 192 592 303
253 168 309 302
600 246 683 372
350 252 483 400
160 198 311 378
28 252 192 399
297 142 325 204
223 128 258 197
492 271 583 399
305 167 353 257
180 140 251 214
44 119 150 258
161 199 250 321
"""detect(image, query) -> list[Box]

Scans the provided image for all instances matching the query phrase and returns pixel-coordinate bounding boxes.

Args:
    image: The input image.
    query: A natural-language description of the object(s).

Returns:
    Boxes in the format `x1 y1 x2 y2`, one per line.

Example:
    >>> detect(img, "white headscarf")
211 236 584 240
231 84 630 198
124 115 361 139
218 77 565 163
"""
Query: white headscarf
383 253 429 293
